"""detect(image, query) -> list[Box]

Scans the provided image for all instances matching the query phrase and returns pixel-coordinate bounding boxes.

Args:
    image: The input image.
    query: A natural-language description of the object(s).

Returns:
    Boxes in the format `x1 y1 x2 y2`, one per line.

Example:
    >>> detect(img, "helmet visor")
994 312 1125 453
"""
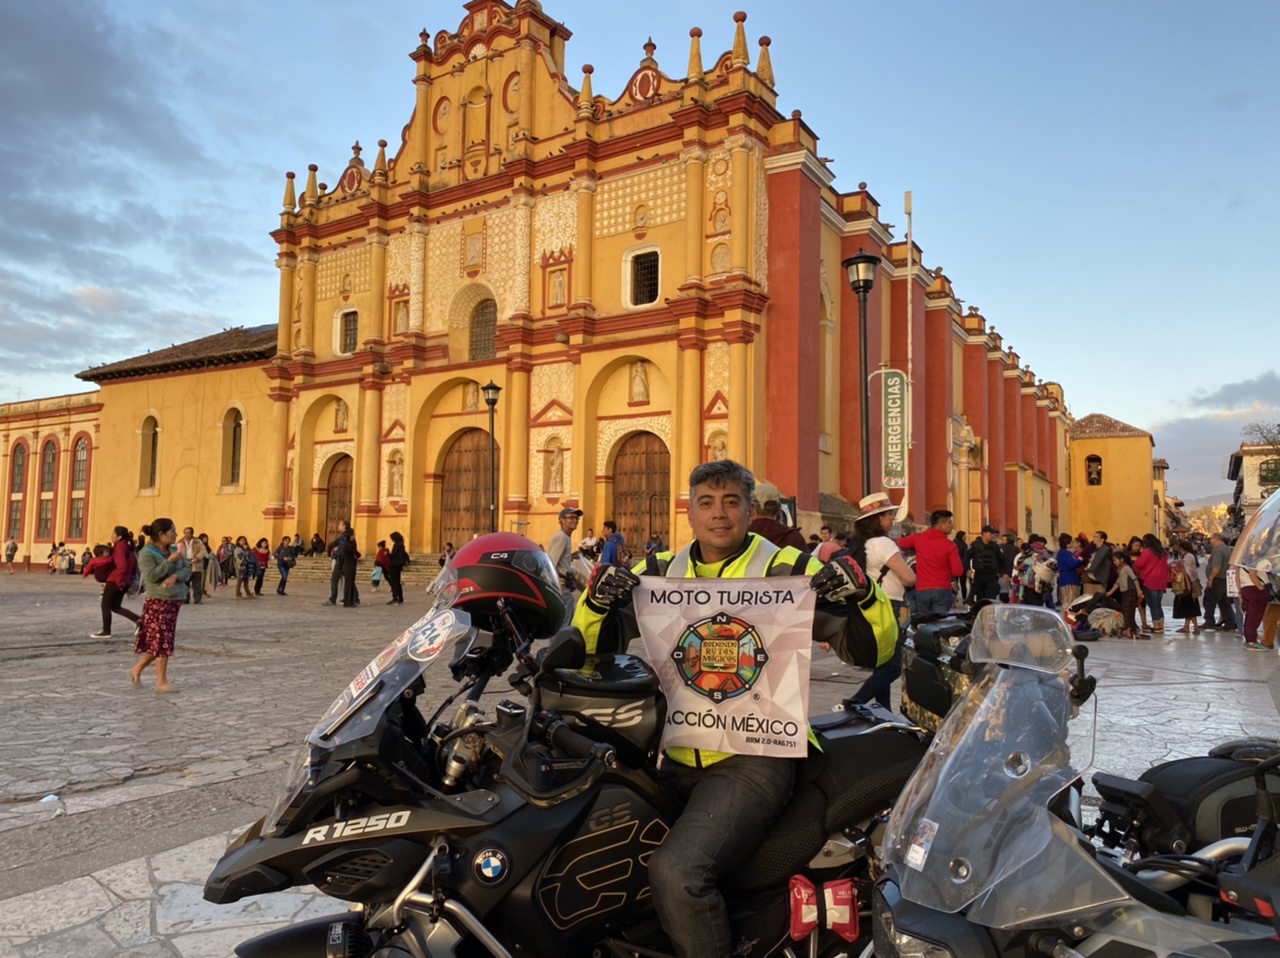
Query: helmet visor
1231 488 1280 593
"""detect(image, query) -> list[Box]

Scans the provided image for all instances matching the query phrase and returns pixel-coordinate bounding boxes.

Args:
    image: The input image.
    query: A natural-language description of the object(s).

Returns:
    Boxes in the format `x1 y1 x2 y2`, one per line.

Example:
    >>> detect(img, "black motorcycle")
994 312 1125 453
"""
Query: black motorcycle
205 553 928 957
870 604 1280 957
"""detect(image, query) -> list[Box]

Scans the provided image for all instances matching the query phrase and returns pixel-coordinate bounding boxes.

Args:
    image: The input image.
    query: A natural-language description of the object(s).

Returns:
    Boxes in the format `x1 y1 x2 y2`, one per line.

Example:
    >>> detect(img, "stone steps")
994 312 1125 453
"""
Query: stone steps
249 555 443 586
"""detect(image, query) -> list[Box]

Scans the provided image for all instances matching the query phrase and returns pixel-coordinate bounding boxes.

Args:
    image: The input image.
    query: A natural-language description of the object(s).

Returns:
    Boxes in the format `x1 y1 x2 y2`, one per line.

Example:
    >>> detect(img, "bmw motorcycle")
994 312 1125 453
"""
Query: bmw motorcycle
870 602 1280 957
205 534 929 957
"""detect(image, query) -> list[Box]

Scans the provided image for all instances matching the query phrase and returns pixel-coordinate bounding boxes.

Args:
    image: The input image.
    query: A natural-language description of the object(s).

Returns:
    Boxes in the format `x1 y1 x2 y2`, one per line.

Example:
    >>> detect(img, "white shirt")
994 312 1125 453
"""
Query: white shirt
865 536 909 601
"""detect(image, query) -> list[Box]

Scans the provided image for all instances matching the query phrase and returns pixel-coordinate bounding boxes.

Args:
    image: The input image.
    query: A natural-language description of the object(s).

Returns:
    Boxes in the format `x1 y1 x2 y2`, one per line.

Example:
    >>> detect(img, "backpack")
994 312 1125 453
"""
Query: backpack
612 535 633 569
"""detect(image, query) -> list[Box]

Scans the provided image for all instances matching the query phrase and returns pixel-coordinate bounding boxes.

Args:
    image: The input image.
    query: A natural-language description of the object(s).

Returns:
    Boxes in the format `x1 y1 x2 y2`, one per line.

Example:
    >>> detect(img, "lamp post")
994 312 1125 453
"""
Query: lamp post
482 380 502 533
842 249 880 497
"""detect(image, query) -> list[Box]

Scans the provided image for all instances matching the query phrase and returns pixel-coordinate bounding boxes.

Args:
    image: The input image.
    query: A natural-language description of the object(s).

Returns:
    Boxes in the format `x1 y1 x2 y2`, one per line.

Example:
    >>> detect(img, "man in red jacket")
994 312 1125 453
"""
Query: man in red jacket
898 509 963 616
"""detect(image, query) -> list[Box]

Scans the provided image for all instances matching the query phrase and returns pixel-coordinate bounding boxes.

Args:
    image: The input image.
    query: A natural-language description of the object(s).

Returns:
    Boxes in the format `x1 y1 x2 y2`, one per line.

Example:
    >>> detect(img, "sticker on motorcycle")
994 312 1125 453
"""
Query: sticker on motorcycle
474 848 509 884
301 810 412 845
905 817 938 871
409 611 457 662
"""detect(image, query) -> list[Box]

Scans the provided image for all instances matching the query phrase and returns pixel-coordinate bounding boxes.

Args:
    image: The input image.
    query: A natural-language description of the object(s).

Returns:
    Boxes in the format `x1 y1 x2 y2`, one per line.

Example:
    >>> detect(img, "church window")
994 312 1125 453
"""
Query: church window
1085 455 1102 486
222 409 244 486
40 441 56 493
69 498 85 540
140 416 159 490
1259 459 1280 486
6 501 19 540
72 438 88 491
37 500 52 539
628 250 660 307
9 443 25 496
469 299 497 361
339 311 359 355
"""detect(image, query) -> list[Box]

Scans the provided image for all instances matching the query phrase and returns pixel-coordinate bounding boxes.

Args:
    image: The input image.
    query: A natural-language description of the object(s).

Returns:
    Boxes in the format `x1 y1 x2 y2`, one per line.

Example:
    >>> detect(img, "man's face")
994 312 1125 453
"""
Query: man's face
1092 533 1104 547
937 517 954 535
981 530 994 543
182 528 193 540
560 514 579 534
820 528 832 542
688 480 750 560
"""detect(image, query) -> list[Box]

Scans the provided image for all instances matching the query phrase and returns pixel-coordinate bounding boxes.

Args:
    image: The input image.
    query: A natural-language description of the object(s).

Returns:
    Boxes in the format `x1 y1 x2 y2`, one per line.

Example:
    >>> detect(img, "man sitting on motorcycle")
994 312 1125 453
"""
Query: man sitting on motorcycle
572 459 887 958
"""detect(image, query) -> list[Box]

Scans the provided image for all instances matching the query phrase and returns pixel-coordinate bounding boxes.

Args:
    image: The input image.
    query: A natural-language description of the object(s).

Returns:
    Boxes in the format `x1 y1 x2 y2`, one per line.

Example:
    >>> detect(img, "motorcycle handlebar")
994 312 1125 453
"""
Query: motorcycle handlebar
542 715 616 767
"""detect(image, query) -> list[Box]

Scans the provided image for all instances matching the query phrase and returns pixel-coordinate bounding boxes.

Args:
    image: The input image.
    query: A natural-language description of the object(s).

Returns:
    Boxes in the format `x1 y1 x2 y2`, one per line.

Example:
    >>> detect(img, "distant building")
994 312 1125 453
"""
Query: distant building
1069 413 1168 540
1226 443 1280 534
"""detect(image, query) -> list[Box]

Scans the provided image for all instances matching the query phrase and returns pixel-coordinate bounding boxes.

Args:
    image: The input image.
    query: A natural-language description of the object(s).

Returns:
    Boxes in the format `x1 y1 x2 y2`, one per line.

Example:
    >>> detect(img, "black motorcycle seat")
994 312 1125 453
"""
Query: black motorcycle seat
545 654 660 696
729 728 927 892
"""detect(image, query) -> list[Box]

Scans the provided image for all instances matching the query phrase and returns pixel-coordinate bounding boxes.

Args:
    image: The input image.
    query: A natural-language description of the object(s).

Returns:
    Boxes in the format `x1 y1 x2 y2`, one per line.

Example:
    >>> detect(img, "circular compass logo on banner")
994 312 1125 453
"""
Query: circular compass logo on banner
671 612 768 702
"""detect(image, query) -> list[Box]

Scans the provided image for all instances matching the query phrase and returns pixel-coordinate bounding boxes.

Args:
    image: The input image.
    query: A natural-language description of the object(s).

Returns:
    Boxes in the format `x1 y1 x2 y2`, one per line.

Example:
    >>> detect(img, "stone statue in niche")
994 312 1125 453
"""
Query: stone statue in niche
630 361 649 404
634 206 648 229
712 207 730 234
464 382 480 411
545 445 564 494
394 300 409 332
465 233 483 267
341 274 352 296
710 434 728 461
335 400 349 432
550 269 566 306
389 456 404 499
711 244 730 274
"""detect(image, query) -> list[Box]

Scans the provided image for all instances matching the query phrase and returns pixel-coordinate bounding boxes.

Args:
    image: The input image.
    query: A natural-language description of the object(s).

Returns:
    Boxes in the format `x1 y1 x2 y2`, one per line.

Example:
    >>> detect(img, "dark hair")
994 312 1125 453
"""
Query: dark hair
1114 550 1132 566
854 512 887 542
1058 533 1073 549
603 521 618 534
954 531 968 544
390 531 404 544
1141 533 1165 558
140 518 175 539
377 539 387 548
256 537 269 549
236 535 249 547
1095 531 1108 542
688 459 756 504
113 525 133 544
929 510 953 527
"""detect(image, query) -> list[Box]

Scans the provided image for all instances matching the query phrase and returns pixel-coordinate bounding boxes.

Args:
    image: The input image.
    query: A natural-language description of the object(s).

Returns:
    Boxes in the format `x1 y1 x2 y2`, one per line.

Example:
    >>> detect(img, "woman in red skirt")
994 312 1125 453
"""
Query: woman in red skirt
130 517 191 693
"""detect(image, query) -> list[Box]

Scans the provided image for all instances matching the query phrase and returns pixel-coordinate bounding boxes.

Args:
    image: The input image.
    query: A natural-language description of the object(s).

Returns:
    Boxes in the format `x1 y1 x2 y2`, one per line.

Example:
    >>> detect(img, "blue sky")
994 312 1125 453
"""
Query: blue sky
1 0 1276 500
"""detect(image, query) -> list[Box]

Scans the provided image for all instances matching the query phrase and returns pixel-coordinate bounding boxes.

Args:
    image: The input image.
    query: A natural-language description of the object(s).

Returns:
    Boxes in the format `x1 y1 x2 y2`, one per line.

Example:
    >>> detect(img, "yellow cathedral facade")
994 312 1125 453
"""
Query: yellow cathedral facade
3 1 1103 566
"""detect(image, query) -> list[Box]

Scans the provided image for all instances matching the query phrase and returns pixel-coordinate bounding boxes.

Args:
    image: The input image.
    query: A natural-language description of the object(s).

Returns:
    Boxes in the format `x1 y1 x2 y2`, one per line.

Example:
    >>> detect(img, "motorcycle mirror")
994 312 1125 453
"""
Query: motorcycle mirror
539 627 587 675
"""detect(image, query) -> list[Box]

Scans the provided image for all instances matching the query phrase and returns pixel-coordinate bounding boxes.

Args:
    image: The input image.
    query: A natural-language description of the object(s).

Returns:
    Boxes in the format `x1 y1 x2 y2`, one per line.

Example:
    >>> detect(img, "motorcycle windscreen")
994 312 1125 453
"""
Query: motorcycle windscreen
882 666 1125 925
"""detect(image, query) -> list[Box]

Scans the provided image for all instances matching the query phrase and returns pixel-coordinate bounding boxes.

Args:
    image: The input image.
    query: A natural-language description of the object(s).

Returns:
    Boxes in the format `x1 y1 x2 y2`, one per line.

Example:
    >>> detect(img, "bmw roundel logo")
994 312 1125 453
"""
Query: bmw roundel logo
474 848 508 884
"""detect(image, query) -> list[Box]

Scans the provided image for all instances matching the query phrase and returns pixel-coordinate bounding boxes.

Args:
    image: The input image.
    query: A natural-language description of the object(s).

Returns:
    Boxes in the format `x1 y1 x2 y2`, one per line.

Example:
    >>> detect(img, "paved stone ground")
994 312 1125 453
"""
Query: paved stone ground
1 573 1277 955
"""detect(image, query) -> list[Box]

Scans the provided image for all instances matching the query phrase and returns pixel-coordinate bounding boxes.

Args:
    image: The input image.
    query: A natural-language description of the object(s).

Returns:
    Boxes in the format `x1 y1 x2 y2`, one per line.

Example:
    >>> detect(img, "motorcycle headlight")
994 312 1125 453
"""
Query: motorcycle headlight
262 744 315 837
873 890 956 958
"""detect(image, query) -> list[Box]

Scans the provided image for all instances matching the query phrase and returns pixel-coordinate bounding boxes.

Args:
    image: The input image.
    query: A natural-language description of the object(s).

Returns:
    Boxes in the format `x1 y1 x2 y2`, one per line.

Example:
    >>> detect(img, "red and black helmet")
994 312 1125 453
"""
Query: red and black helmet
447 533 566 638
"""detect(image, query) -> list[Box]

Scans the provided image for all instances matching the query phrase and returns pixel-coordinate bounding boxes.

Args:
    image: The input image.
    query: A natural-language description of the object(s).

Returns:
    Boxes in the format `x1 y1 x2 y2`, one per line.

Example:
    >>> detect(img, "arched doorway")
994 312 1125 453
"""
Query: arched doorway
441 429 500 550
612 432 670 555
324 455 353 543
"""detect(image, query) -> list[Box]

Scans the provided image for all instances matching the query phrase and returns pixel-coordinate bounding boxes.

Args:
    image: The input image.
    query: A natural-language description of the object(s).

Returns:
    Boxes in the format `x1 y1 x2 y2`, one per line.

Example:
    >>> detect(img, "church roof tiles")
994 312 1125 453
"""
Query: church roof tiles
1072 413 1152 440
77 325 277 383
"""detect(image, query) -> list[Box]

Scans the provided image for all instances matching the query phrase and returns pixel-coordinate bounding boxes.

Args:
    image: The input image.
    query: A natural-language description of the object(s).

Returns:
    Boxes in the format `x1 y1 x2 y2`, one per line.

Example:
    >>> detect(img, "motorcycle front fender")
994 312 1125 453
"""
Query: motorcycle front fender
233 913 360 958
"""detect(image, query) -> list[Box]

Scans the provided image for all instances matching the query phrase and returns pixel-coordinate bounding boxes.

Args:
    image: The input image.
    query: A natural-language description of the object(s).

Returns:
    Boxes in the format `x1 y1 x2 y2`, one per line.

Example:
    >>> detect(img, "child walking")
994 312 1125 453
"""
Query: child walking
1108 551 1147 639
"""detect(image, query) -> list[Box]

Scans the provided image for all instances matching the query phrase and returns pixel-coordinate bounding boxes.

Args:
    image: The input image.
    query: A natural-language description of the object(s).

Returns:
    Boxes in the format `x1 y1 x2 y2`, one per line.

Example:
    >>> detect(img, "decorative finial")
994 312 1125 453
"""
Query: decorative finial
756 36 774 87
374 139 388 180
933 266 944 277
731 11 749 68
858 181 867 191
791 109 802 120
282 171 297 211
641 36 657 68
578 65 595 118
419 28 429 46
305 164 319 205
687 27 704 81
351 141 362 157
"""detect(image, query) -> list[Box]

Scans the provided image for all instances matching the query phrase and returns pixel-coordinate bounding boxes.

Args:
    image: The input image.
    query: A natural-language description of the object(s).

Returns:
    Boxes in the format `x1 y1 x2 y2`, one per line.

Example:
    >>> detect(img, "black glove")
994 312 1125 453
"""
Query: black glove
587 563 640 608
810 554 871 603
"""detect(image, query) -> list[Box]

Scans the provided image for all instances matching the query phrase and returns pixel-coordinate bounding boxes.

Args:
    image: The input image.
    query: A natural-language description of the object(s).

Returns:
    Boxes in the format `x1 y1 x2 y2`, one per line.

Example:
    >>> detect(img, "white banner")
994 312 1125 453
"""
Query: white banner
633 576 816 758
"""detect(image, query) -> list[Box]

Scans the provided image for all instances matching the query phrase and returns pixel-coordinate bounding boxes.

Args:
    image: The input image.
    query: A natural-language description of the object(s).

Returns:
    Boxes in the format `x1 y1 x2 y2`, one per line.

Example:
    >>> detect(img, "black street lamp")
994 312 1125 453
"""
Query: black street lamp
842 249 880 497
482 380 502 533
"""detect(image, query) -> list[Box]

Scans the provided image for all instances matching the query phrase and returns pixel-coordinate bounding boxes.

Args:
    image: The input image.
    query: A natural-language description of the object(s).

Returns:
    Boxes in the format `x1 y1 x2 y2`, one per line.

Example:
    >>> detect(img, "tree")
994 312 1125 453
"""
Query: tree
1241 421 1280 456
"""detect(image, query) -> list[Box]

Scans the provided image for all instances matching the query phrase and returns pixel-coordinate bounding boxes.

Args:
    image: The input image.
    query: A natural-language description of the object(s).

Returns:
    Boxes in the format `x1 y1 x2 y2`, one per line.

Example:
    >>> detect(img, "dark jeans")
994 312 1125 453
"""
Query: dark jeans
649 755 796 958
186 568 203 604
913 588 954 616
328 560 345 603
972 571 1000 602
1202 577 1236 628
851 599 906 710
387 565 404 602
276 562 291 594
254 571 266 595
102 582 140 634
1144 589 1166 624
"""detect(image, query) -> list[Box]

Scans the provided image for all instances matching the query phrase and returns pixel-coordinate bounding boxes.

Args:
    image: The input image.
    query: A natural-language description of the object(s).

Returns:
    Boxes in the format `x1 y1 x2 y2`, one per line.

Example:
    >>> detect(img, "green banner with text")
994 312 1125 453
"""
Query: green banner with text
881 369 908 489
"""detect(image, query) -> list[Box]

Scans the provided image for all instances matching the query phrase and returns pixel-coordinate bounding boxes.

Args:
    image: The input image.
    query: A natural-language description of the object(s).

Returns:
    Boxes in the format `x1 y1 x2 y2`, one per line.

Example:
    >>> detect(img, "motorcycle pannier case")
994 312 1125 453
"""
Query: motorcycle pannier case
1139 754 1280 845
